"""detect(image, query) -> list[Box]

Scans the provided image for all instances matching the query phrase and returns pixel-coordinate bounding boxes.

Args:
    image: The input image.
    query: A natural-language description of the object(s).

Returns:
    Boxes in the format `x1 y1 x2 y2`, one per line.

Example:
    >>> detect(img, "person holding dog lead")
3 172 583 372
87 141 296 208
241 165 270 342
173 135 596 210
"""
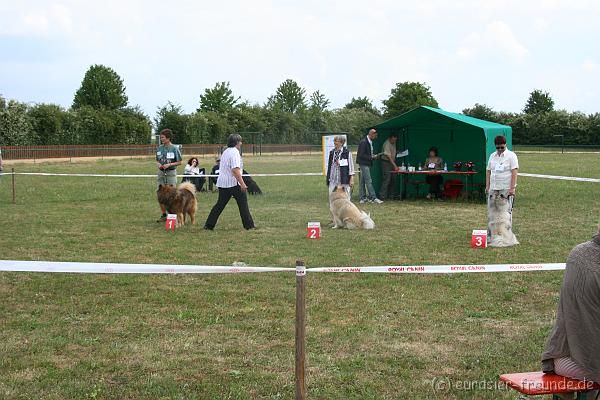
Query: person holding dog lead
485 135 519 247
326 135 354 198
204 134 255 230
155 128 182 222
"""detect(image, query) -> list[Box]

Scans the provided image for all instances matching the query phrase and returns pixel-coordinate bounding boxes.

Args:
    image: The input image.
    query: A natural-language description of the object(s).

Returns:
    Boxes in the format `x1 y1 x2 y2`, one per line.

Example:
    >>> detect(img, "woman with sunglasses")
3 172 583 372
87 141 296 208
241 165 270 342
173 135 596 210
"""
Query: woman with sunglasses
485 135 519 247
183 157 206 192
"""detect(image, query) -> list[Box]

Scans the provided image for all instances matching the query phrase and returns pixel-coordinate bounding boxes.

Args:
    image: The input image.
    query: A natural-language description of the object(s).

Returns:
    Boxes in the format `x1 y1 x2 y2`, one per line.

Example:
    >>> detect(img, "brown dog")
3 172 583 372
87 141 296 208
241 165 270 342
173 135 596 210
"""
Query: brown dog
157 182 197 227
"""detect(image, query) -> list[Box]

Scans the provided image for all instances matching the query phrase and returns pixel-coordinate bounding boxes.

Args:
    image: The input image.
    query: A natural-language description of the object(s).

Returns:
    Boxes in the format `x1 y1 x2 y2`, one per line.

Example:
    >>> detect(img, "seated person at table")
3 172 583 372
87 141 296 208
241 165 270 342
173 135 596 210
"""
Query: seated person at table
208 156 220 192
541 220 600 395
182 157 206 192
424 146 444 199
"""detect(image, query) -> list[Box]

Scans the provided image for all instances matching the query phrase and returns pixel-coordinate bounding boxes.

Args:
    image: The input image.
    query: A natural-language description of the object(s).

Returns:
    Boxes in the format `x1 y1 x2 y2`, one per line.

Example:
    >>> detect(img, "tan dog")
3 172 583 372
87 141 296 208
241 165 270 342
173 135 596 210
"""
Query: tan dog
329 186 375 229
157 182 197 227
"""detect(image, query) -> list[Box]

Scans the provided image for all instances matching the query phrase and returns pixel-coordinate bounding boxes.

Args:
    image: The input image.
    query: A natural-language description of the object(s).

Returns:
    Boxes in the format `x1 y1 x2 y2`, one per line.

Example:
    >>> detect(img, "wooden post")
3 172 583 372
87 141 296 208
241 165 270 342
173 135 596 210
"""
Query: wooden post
11 168 16 204
295 260 306 400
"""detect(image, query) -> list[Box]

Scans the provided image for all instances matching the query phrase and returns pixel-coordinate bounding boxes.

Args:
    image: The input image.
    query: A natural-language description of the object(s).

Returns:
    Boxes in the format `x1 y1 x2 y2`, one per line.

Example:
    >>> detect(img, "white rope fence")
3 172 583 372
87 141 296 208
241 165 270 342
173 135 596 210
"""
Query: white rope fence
0 260 566 274
4 172 322 178
2 171 598 182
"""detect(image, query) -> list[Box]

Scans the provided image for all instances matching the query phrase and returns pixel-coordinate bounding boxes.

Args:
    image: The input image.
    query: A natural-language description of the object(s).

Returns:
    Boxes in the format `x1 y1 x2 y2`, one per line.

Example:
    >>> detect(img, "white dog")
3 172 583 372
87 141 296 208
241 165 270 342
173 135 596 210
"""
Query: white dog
488 191 519 247
329 186 375 229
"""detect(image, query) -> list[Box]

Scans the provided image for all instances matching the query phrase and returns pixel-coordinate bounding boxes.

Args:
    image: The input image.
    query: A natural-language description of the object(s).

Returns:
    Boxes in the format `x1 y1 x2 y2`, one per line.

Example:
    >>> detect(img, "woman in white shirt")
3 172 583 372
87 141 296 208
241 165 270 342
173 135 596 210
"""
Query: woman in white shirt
204 134 255 230
183 157 206 192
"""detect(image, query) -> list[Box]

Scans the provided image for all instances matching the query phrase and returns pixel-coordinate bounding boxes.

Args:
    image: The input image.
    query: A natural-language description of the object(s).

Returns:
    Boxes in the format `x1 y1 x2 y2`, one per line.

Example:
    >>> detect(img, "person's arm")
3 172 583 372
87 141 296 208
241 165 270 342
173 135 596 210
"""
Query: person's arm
232 167 248 192
509 168 518 196
485 170 491 193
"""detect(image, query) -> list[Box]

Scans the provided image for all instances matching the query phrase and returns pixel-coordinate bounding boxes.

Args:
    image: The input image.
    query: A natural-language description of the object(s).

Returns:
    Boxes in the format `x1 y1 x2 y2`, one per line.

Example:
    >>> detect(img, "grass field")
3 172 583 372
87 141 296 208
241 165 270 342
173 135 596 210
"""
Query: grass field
0 153 599 399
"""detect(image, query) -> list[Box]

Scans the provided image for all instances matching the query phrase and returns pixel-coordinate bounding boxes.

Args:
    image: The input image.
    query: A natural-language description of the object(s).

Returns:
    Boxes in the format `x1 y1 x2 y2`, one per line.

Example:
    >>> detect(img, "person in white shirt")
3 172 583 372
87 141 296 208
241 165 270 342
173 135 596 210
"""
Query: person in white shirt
183 157 206 192
204 134 255 230
486 135 519 247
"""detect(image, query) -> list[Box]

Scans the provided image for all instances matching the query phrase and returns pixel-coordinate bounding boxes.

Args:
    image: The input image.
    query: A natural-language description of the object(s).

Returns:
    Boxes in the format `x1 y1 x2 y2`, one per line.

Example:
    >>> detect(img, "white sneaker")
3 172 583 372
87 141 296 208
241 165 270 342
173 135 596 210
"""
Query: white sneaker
359 199 367 204
373 198 384 204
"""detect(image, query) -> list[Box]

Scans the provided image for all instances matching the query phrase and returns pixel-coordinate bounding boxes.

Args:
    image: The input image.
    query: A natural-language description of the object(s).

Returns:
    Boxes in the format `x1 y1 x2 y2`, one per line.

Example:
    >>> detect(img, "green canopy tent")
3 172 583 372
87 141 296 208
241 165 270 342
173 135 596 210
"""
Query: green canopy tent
366 106 512 198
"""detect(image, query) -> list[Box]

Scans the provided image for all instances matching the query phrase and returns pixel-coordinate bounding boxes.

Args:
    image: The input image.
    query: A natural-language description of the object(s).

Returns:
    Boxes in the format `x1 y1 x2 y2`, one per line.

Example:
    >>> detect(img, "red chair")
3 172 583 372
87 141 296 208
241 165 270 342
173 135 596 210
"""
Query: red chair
442 179 463 200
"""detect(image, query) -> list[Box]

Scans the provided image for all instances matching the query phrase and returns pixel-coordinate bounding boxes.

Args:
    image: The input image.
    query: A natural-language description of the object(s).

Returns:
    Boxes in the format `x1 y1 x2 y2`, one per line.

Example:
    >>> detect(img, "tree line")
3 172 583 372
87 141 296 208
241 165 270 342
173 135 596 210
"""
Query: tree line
1 64 598 147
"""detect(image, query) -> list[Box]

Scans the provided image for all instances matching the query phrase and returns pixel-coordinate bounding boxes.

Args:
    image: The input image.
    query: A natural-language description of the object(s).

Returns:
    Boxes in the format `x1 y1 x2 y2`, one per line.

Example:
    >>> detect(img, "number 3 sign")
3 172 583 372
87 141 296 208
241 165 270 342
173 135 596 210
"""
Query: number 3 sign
471 229 488 248
307 222 321 239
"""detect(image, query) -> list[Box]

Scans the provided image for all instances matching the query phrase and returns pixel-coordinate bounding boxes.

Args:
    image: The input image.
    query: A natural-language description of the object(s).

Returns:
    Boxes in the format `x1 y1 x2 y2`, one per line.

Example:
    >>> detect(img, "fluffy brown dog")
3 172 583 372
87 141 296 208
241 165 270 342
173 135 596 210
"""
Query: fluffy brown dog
329 186 375 229
157 182 197 227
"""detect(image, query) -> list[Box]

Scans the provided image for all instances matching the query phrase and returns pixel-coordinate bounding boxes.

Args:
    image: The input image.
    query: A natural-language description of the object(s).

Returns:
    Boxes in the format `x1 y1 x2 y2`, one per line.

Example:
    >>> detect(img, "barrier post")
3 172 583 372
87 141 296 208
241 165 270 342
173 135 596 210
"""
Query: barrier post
295 260 306 400
12 168 16 204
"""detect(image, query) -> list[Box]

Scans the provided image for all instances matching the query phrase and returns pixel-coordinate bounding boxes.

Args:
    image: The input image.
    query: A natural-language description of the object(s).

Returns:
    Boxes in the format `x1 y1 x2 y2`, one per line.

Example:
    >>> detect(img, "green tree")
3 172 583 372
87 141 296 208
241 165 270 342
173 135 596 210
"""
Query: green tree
27 103 67 145
72 64 128 110
0 97 34 145
309 90 330 112
154 102 189 143
462 103 498 122
382 82 438 118
267 79 306 113
344 96 379 115
198 81 240 113
524 89 554 114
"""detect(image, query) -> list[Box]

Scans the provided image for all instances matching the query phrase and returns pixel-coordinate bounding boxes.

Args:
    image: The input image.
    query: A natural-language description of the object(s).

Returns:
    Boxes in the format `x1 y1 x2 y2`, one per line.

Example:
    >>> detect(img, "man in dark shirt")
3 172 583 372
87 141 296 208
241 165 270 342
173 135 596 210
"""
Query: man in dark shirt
356 129 383 204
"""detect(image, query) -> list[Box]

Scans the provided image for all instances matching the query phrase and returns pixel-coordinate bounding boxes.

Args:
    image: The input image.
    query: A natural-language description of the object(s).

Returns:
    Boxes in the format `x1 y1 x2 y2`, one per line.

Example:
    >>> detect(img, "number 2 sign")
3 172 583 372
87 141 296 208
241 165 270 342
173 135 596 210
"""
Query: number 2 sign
307 222 321 239
471 229 488 248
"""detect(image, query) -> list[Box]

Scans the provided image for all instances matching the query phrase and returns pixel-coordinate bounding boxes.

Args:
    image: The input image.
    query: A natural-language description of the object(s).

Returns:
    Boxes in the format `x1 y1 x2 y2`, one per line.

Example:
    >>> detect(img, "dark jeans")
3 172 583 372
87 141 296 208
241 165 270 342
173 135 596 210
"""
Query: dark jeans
205 186 255 229
426 175 443 197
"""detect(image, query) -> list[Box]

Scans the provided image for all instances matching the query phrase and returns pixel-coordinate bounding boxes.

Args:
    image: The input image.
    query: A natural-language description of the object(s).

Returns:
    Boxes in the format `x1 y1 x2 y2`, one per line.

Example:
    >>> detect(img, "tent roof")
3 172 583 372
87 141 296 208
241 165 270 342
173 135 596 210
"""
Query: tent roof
373 106 511 131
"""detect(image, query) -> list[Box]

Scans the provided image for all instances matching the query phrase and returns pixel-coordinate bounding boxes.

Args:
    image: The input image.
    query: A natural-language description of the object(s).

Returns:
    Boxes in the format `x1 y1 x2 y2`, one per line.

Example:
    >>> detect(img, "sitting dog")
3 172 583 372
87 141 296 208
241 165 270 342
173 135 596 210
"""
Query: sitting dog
157 182 197 227
329 186 375 229
488 192 518 247
242 169 262 195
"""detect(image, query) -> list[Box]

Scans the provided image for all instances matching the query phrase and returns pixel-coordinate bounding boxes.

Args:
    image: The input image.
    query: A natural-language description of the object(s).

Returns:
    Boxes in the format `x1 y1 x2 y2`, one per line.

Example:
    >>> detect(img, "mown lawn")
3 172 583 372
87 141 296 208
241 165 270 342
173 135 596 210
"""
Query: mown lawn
0 153 599 399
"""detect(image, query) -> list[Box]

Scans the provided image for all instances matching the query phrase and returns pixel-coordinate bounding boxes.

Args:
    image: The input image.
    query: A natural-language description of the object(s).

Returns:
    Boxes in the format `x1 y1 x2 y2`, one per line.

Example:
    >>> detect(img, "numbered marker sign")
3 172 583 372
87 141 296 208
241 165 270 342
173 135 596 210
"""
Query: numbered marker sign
307 222 321 239
165 214 177 231
471 229 488 248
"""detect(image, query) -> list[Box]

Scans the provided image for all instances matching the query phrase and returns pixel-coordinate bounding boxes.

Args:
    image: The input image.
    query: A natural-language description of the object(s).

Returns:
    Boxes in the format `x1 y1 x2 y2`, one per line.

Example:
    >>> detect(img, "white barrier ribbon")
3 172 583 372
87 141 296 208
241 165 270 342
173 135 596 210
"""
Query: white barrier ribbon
0 260 566 275
519 173 600 183
10 172 322 178
0 260 292 274
307 263 566 274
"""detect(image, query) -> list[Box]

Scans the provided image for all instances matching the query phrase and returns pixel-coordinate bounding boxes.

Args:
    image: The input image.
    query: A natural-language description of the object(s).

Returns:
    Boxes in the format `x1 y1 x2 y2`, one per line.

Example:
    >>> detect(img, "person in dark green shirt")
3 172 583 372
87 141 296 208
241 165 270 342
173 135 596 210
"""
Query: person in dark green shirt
155 128 182 221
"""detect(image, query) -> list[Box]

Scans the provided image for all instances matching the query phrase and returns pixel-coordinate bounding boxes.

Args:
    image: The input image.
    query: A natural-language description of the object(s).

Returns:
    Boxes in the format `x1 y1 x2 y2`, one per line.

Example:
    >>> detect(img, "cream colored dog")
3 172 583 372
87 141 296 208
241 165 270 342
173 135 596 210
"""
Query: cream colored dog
329 186 375 229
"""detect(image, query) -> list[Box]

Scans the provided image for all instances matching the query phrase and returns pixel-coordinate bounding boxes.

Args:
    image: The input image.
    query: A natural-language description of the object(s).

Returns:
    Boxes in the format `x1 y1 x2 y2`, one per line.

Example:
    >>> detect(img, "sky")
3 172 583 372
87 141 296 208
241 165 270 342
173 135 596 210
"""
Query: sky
1 0 600 118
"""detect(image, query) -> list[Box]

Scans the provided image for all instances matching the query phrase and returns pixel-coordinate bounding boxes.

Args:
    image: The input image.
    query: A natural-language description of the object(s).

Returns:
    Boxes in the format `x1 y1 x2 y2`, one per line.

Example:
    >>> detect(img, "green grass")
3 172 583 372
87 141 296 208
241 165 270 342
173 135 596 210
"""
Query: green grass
0 153 599 399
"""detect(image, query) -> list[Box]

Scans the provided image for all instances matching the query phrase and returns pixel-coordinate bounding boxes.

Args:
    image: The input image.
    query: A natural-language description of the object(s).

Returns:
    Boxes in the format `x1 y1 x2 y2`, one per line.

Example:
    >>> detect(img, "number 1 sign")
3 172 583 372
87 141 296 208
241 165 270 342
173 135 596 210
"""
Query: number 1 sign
165 214 177 231
471 229 488 248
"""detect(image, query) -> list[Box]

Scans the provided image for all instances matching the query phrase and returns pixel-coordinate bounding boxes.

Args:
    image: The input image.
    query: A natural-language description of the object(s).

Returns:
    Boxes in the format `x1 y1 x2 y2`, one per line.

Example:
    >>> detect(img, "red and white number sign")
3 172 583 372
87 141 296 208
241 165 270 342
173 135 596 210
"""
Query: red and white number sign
307 222 321 239
471 229 488 248
165 214 177 230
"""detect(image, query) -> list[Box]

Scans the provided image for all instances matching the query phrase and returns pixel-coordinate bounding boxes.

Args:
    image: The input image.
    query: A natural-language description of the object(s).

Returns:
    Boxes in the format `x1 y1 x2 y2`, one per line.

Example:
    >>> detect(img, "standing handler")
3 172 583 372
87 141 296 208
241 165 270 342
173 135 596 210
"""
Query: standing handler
357 128 383 204
485 135 519 247
326 135 354 197
156 128 182 222
204 134 255 230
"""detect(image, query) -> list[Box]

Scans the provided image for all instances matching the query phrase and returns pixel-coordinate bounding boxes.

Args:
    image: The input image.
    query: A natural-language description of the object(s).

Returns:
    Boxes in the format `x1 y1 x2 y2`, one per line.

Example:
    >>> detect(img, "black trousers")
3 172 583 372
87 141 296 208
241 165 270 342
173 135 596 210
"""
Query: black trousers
205 186 255 229
426 175 443 197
